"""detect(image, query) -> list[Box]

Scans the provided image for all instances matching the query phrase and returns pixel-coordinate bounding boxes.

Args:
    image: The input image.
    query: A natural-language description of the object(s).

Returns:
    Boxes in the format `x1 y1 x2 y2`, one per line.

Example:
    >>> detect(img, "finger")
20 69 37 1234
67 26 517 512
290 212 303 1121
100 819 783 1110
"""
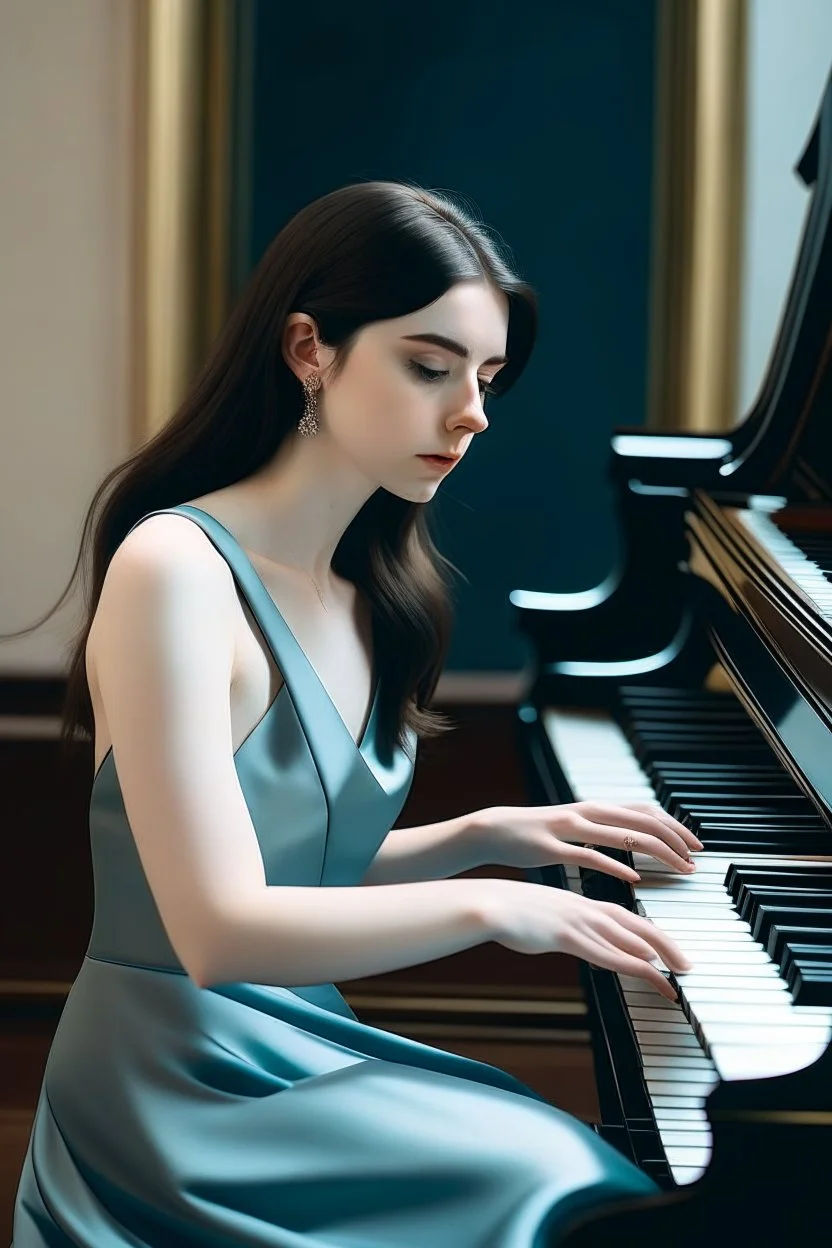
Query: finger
583 803 699 861
573 933 679 1001
577 820 695 874
594 904 693 972
620 802 704 852
555 842 640 883
593 914 666 963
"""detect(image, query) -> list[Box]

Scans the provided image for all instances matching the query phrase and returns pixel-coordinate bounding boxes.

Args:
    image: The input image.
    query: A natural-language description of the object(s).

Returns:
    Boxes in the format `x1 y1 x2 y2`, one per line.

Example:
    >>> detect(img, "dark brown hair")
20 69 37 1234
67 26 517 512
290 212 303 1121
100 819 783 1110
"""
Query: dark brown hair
3 179 538 760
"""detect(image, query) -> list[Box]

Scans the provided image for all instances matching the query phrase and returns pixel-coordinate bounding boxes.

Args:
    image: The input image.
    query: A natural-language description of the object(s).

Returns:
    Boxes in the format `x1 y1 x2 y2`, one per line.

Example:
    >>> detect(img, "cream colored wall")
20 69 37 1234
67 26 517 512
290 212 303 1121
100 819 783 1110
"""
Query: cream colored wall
0 0 136 673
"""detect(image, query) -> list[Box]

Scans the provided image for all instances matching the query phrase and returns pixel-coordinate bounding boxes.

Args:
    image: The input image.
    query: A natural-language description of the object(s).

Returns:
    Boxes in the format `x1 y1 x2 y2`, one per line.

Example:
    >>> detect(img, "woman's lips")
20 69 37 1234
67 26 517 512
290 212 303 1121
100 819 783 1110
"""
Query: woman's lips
418 455 456 472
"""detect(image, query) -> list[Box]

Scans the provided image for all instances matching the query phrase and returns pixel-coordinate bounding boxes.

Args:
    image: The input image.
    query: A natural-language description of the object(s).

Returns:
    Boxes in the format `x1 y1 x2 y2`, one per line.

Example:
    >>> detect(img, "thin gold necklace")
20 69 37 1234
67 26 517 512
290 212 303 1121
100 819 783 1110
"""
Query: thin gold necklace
304 571 329 613
247 546 330 613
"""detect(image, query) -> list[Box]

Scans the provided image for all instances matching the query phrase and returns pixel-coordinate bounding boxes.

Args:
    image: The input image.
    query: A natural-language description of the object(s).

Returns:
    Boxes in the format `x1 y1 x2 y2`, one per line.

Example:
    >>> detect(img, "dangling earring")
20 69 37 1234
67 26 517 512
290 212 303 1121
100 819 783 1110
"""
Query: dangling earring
298 374 321 437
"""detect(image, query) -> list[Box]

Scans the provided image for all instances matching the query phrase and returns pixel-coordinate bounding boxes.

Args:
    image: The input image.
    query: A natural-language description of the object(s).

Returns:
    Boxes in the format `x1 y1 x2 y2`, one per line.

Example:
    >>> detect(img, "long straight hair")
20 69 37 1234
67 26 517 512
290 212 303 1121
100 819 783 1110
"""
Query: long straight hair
3 180 538 760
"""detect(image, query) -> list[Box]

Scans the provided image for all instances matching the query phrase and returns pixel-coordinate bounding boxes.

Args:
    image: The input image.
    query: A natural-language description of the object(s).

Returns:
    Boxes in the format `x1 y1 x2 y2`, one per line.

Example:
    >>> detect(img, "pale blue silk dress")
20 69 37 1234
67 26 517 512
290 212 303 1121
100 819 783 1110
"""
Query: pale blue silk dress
12 504 657 1247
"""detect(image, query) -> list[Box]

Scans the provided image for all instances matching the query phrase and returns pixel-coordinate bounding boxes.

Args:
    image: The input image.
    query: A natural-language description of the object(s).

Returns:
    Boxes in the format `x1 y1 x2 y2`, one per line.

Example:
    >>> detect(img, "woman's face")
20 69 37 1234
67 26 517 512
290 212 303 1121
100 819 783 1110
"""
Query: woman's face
314 279 510 501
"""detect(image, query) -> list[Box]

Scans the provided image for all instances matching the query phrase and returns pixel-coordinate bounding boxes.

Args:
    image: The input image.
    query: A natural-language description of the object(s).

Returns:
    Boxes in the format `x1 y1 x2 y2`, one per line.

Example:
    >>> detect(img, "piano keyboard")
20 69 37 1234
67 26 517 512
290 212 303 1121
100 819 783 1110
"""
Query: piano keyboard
542 702 832 1187
737 509 832 617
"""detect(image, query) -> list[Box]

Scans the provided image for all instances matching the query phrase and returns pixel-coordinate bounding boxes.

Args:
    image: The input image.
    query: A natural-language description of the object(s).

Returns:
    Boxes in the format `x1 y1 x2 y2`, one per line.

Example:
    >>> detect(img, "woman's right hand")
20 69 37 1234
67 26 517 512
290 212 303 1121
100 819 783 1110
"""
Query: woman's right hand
475 878 691 1001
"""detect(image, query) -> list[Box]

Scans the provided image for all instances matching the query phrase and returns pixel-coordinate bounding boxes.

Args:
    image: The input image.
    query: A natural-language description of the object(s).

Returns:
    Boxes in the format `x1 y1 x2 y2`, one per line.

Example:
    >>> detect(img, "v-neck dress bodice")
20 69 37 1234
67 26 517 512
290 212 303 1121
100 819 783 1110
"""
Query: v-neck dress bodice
12 504 658 1247
84 505 416 982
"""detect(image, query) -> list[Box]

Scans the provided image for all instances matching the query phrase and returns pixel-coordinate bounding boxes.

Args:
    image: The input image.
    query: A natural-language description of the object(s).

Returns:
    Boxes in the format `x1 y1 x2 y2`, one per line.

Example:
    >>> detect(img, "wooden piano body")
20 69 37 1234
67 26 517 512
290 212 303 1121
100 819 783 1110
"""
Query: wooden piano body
513 70 832 1244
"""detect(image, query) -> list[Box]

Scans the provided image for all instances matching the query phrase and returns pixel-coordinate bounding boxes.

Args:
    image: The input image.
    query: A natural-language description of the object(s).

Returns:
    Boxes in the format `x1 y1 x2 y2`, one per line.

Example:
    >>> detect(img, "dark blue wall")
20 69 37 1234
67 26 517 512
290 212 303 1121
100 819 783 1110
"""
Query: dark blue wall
241 0 656 672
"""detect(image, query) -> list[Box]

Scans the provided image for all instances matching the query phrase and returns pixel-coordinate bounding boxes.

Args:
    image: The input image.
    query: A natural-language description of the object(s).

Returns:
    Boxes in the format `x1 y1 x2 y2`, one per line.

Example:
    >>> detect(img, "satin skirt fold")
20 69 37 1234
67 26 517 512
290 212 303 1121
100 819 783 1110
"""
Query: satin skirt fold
13 956 657 1247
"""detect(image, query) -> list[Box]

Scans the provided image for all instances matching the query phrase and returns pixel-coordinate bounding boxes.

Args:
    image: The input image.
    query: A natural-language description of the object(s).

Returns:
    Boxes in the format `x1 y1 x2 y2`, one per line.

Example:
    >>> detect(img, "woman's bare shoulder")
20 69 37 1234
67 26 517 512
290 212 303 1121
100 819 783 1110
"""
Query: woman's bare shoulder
105 511 235 599
89 511 237 675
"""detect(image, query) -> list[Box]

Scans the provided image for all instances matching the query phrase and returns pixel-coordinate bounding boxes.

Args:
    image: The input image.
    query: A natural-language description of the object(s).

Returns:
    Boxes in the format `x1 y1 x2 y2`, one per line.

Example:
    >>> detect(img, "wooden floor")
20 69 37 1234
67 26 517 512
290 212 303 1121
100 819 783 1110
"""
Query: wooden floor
1 702 600 1236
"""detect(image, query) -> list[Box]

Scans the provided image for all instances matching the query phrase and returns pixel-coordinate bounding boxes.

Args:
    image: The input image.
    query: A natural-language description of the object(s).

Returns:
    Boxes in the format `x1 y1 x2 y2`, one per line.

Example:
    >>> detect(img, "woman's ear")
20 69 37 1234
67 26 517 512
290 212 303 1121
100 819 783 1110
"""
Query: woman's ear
281 313 321 381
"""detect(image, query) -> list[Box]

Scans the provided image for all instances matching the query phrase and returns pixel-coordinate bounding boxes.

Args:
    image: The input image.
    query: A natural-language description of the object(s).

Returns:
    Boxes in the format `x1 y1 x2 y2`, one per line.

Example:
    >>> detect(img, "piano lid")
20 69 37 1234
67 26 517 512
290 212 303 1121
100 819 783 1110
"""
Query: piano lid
686 490 832 823
611 66 832 496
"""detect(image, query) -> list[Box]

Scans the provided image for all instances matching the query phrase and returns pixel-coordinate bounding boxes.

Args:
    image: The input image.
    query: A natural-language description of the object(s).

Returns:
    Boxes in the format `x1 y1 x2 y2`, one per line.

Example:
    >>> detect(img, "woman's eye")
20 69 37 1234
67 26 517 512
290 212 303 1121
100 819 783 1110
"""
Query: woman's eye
407 360 497 398
408 361 446 383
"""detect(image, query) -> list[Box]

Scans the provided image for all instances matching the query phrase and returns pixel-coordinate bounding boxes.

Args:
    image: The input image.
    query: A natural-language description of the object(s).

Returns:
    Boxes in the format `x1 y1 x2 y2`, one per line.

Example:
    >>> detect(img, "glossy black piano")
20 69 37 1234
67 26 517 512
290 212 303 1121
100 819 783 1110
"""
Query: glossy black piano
512 69 832 1245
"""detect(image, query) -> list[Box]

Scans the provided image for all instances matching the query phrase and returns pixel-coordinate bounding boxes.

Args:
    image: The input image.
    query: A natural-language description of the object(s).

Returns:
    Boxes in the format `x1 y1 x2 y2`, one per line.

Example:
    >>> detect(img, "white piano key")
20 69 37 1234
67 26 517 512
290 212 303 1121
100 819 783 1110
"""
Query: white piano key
639 903 741 920
622 992 693 1009
711 1042 830 1081
636 888 732 902
646 1080 719 1099
681 1001 827 1027
672 1166 708 1184
674 963 783 978
677 987 792 1007
664 1145 712 1173
648 919 754 933
660 1131 713 1149
668 947 773 964
630 1006 701 1024
634 1021 703 1036
642 1053 723 1071
698 1023 831 1046
737 511 832 619
632 1030 705 1047
650 1094 710 1110
643 1066 722 1084
639 1044 708 1057
653 1107 709 1124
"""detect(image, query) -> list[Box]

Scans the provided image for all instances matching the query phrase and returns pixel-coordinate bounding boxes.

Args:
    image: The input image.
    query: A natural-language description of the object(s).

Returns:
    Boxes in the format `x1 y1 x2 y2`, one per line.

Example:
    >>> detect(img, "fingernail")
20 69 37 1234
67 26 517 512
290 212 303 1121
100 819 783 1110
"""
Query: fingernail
692 839 704 851
683 861 696 872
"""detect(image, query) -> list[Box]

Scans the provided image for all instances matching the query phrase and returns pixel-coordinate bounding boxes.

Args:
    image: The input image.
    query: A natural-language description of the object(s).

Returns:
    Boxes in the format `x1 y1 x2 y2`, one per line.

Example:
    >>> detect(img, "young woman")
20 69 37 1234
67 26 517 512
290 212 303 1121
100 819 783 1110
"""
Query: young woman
10 180 699 1246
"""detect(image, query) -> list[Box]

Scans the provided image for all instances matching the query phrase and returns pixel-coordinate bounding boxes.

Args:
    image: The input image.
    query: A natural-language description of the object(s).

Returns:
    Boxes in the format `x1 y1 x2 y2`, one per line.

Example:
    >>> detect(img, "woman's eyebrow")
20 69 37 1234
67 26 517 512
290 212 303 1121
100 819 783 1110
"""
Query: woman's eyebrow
400 333 507 366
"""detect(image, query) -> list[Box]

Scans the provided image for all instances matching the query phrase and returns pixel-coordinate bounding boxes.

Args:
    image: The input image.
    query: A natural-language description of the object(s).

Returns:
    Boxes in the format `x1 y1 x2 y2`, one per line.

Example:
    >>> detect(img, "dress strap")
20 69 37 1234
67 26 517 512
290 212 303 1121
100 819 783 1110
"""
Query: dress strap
122 505 378 790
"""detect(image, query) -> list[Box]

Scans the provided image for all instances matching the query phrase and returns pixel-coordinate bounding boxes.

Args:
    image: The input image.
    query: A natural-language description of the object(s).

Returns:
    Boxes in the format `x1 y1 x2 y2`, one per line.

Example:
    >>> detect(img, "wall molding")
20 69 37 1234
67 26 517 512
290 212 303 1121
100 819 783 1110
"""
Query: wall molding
0 671 532 746
131 0 236 445
647 0 748 432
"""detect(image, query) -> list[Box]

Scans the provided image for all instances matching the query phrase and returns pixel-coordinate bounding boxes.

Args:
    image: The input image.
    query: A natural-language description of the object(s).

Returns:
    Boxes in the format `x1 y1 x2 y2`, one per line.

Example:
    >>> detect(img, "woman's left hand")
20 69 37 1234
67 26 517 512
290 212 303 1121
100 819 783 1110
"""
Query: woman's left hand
473 801 704 882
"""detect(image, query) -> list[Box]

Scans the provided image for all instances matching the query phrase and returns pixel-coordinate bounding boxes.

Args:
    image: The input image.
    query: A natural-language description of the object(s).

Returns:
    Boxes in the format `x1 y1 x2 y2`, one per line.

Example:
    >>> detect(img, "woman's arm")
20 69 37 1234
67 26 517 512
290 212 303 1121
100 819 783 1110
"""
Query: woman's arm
357 813 487 886
200 877 491 987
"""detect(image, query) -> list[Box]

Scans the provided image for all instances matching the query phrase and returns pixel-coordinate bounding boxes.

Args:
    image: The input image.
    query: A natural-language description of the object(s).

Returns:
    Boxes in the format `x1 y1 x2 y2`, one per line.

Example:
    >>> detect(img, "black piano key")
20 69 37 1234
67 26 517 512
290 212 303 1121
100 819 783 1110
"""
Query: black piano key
787 961 832 1006
778 937 832 979
705 837 831 854
653 763 787 774
671 798 817 815
657 783 795 803
724 862 832 895
637 747 773 764
694 834 829 857
782 945 832 991
782 939 832 964
731 870 832 909
778 529 832 584
739 886 832 926
688 824 829 855
753 902 832 946
656 760 791 771
768 923 832 965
